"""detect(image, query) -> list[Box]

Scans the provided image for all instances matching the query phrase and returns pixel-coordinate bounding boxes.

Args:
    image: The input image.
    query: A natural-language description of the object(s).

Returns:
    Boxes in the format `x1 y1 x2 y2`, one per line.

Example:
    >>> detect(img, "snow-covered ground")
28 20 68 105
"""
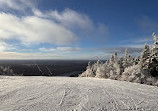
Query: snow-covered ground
0 76 158 111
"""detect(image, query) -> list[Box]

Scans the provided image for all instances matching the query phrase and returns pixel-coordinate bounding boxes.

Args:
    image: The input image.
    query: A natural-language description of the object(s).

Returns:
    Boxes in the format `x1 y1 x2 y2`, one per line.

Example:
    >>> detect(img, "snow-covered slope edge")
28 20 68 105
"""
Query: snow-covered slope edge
0 76 158 111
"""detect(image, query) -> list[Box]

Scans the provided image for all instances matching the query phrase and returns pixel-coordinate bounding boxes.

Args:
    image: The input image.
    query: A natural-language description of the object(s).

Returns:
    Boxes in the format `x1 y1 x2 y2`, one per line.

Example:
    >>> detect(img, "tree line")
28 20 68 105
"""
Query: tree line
80 33 158 86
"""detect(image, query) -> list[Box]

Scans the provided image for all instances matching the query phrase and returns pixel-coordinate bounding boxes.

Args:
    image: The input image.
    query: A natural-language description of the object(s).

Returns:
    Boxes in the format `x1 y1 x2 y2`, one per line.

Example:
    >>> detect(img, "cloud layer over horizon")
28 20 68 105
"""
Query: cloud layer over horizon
0 0 110 59
0 0 157 59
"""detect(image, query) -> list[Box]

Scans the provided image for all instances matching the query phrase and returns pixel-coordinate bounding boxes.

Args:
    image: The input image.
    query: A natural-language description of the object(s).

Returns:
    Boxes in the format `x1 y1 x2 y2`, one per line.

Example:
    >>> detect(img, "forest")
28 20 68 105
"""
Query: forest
80 33 158 86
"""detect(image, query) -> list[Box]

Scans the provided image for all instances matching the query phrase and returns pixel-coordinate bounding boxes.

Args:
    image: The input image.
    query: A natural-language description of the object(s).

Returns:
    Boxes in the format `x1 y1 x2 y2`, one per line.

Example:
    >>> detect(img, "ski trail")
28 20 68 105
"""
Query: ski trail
59 87 71 106
0 76 158 111
59 89 66 106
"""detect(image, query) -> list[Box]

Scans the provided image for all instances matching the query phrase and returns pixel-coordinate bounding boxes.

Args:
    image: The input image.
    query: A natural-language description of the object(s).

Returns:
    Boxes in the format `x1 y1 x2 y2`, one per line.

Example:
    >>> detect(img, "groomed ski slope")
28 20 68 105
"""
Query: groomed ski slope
0 76 158 111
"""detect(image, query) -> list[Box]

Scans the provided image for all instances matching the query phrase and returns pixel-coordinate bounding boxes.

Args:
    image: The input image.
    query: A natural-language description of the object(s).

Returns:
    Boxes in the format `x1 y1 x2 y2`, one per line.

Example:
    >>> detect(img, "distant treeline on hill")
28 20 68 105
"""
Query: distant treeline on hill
80 32 158 86
0 60 89 76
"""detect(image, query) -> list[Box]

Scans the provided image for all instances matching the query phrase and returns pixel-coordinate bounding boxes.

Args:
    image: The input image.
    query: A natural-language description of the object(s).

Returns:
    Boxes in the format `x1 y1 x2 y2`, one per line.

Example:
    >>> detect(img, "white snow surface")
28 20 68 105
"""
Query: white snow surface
0 76 158 111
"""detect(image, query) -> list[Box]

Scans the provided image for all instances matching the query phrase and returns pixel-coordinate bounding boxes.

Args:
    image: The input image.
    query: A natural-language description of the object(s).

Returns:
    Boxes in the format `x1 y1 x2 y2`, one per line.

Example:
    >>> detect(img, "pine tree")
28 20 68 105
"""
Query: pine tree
87 61 92 69
80 61 95 77
110 55 114 65
122 49 129 69
149 33 158 76
133 56 140 65
113 52 118 63
96 60 102 67
118 57 124 74
139 44 150 69
151 32 158 58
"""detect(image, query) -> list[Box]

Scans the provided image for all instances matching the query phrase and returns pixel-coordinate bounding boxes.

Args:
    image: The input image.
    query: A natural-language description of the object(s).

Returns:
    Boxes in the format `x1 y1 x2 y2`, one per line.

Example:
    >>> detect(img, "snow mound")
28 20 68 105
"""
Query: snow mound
0 76 158 111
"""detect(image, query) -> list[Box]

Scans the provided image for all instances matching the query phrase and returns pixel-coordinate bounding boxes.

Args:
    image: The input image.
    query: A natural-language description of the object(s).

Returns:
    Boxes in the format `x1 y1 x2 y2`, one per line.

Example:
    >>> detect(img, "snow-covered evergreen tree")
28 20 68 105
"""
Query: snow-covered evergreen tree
118 57 124 74
139 44 150 69
148 32 158 77
80 61 95 77
113 52 118 63
133 56 140 65
96 62 111 78
109 55 114 65
122 49 129 69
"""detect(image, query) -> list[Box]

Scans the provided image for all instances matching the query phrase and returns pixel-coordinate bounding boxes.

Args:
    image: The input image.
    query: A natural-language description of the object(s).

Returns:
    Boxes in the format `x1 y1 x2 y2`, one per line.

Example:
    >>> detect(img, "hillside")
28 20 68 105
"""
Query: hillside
0 76 158 111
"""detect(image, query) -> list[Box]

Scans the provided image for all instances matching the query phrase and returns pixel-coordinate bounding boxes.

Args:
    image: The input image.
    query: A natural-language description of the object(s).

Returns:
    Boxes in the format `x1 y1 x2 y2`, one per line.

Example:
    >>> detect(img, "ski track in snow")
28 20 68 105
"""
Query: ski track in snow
0 76 158 111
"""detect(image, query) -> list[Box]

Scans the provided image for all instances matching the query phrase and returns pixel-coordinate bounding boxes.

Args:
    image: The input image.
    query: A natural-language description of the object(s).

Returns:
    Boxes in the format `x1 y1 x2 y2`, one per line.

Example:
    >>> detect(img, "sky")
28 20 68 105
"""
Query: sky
0 0 158 60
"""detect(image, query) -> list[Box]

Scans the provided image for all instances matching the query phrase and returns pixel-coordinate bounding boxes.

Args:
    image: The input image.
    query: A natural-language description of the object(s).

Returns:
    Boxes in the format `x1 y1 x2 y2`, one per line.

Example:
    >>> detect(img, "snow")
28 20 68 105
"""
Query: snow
0 76 158 111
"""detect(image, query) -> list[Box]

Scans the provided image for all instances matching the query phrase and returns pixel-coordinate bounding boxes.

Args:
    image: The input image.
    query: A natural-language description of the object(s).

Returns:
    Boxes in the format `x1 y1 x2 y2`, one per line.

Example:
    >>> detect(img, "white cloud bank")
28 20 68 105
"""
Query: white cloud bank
0 12 78 45
0 6 108 46
33 8 108 37
0 0 109 59
0 0 108 46
0 0 34 11
39 47 81 52
0 52 60 59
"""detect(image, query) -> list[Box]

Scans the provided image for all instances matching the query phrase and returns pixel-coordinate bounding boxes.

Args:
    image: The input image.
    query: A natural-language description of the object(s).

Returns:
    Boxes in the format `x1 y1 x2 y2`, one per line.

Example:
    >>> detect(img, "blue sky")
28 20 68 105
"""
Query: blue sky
0 0 157 60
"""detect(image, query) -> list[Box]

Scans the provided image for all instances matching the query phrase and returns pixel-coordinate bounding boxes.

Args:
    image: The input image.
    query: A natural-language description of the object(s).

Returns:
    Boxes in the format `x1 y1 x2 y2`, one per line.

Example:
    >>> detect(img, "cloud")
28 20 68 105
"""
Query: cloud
0 0 109 59
57 47 81 52
0 41 15 52
0 3 108 46
133 37 154 43
0 0 35 11
0 43 9 52
39 48 56 52
39 47 81 52
101 47 143 54
0 0 108 38
33 8 108 38
0 52 60 59
45 9 95 31
0 12 78 45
